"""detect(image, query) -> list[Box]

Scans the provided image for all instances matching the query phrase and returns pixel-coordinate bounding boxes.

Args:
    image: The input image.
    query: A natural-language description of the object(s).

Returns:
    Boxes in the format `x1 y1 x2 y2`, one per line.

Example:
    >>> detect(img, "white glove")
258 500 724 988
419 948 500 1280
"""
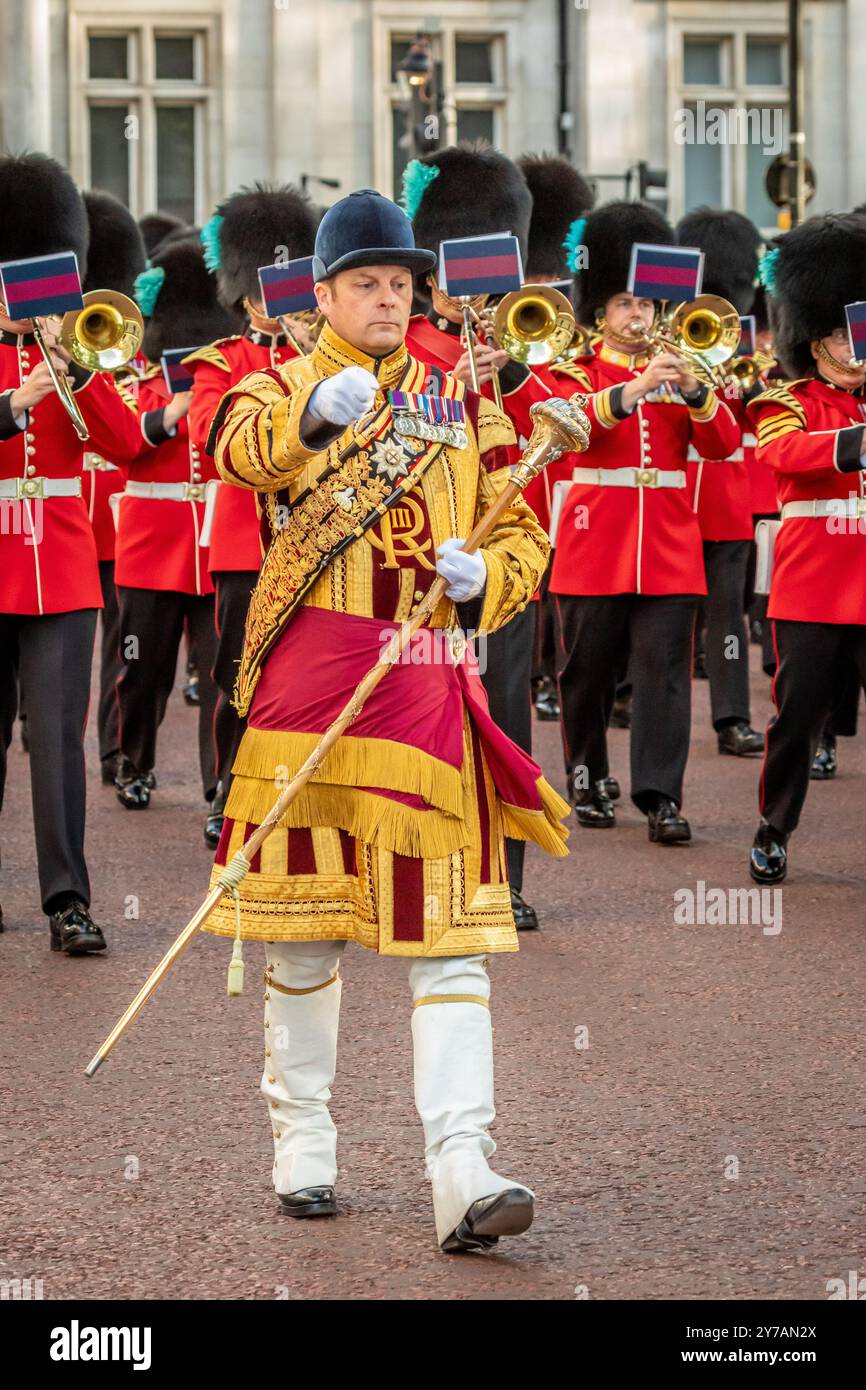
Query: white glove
306 365 379 427
435 538 487 602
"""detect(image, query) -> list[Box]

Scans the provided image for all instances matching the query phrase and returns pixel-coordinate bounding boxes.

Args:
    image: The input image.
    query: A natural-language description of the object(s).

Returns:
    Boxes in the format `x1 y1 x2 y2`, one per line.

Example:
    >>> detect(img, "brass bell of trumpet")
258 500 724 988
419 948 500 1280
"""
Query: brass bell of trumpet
652 294 741 385
492 284 576 367
726 348 778 393
61 289 145 373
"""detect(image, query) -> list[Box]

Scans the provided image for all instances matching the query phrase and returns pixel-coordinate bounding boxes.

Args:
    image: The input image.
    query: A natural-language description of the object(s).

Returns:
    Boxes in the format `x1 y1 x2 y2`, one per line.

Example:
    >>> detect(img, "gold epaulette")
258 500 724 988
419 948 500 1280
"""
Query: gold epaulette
181 342 234 373
476 394 515 456
748 381 808 428
549 360 593 390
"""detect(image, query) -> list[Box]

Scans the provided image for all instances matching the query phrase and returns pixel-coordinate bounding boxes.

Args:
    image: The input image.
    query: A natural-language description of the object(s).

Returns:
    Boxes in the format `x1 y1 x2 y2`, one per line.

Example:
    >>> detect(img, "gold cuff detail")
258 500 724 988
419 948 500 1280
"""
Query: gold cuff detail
264 970 340 996
413 993 489 1008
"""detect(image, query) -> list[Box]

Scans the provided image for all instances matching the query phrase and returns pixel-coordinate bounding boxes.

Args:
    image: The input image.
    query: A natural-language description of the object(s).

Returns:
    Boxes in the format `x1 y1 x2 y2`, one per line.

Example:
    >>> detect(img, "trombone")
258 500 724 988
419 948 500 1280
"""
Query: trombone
648 294 741 388
724 348 777 394
33 289 145 442
491 284 577 367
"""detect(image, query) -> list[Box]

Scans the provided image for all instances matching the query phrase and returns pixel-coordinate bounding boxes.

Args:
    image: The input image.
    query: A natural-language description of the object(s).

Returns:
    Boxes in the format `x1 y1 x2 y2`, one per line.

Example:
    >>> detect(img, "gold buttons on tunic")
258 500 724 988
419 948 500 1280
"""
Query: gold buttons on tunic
414 589 423 601
26 464 36 476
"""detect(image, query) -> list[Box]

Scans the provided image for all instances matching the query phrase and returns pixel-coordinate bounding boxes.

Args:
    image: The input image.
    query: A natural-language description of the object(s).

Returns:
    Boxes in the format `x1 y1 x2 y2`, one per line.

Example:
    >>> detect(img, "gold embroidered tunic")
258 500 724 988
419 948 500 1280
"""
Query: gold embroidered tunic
202 325 568 956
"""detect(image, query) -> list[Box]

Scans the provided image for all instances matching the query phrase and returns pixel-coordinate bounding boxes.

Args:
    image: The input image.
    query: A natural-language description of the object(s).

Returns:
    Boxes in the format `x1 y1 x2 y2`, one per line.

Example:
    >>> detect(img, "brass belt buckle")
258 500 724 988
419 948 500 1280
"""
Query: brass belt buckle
17 476 45 499
185 483 205 502
635 467 658 487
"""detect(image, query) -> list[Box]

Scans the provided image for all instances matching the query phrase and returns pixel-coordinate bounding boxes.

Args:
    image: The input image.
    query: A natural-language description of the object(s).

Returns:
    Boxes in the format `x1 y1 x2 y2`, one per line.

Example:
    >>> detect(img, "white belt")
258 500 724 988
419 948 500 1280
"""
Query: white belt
570 465 686 489
781 497 866 520
0 476 82 500
124 480 207 502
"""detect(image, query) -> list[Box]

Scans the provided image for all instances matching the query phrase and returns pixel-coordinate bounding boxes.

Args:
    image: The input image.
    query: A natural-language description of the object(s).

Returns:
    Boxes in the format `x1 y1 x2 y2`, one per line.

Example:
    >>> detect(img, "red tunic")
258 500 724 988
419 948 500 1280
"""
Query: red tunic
0 332 146 615
114 369 217 596
686 393 754 541
186 332 297 574
747 376 866 625
549 343 740 596
82 457 124 562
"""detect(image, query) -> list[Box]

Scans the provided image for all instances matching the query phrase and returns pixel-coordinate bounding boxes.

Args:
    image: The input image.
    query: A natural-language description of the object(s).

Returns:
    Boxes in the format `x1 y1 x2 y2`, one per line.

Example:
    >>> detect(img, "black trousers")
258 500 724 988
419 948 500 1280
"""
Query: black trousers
480 604 535 893
761 619 866 835
531 565 558 686
212 571 257 791
116 588 218 800
556 593 698 811
97 560 122 771
701 540 752 728
0 608 97 911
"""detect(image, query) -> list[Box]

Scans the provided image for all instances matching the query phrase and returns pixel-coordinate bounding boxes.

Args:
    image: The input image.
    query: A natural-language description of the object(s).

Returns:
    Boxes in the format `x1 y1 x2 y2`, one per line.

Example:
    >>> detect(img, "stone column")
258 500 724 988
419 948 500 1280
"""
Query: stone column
0 0 53 153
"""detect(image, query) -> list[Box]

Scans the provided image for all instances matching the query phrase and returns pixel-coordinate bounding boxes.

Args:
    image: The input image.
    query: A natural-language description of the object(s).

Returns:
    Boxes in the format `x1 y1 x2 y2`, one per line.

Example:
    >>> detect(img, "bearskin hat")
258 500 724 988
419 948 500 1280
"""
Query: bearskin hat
0 152 89 274
137 235 241 362
82 190 146 297
675 207 761 314
764 212 866 377
203 183 319 312
138 212 188 258
573 200 675 324
518 154 595 279
407 144 533 272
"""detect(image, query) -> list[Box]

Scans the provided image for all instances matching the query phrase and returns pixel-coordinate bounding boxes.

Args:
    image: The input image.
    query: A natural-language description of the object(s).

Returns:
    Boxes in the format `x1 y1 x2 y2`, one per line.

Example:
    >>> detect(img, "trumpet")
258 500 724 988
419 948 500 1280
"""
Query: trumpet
648 294 741 387
724 348 778 393
33 289 145 441
491 284 576 367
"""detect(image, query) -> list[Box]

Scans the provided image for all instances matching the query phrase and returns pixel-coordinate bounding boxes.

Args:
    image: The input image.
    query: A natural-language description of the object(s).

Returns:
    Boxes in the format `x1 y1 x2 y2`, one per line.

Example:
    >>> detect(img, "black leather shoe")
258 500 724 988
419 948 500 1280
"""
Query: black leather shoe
441 1187 534 1254
101 756 119 785
749 821 788 884
204 780 226 849
810 735 837 780
573 782 615 828
278 1185 337 1218
532 678 560 722
511 887 539 932
717 721 765 757
49 901 107 954
647 796 691 844
609 694 631 729
182 672 200 707
600 775 621 802
693 651 708 679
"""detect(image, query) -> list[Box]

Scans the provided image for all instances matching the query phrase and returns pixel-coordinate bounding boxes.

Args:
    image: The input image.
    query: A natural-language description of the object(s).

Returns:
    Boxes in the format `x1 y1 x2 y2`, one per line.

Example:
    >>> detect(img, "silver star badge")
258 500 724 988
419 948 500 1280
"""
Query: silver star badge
369 437 413 482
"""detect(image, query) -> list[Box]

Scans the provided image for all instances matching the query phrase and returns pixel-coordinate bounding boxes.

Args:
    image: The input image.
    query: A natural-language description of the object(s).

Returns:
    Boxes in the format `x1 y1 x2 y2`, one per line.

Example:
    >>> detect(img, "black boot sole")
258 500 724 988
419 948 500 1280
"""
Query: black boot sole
441 1188 534 1254
575 814 615 829
749 860 787 885
278 1196 337 1218
50 931 107 954
648 823 692 844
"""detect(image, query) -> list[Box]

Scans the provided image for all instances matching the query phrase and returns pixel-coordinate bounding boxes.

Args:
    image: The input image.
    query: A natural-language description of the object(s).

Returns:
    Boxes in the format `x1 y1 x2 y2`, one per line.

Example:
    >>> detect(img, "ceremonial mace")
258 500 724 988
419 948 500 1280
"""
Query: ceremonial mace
85 395 590 1077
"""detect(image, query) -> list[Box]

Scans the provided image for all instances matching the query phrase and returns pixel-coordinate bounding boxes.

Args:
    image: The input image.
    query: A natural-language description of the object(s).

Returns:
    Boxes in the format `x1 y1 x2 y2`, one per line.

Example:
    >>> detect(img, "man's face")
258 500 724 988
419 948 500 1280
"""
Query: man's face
603 293 655 343
315 264 412 355
812 327 866 387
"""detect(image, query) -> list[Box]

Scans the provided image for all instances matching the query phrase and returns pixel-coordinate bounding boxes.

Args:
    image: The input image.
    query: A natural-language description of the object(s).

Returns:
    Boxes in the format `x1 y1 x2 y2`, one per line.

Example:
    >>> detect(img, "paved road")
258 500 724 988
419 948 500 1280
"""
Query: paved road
1 646 864 1301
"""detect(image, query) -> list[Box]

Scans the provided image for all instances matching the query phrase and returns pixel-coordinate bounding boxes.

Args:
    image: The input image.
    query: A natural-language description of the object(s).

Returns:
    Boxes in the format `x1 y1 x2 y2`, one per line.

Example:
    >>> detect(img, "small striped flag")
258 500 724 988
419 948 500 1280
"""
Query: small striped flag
0 251 84 321
845 301 866 362
627 244 704 302
258 257 317 318
738 315 756 356
439 234 523 299
161 348 198 395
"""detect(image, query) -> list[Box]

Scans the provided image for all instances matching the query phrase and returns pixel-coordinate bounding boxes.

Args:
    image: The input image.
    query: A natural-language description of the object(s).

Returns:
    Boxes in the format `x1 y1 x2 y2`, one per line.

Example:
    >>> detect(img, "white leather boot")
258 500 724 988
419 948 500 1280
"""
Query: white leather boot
263 939 345 1217
410 954 534 1252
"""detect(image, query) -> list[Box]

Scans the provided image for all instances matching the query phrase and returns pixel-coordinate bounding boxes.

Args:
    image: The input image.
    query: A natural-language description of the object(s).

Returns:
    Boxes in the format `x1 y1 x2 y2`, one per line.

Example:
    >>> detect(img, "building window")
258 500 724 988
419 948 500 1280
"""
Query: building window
386 29 506 199
76 19 214 223
675 26 788 233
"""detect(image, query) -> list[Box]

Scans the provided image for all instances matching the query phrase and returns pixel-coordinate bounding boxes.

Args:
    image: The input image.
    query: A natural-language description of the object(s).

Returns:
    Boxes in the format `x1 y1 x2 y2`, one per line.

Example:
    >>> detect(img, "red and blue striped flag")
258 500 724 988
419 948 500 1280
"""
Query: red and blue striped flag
0 251 84 320
627 244 704 301
162 348 198 394
845 301 866 362
258 257 317 318
439 234 523 298
738 315 756 355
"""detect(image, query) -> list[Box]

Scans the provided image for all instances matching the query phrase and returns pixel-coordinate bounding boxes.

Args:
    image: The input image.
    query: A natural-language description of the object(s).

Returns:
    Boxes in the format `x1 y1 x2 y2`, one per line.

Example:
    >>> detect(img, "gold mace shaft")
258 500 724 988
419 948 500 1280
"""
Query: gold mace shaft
84 395 590 1077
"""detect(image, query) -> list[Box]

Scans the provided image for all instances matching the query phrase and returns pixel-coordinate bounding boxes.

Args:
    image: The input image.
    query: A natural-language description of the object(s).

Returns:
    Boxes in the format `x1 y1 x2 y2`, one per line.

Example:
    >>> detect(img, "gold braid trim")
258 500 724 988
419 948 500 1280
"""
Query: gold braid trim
264 970 339 996
231 727 465 818
413 994 489 1008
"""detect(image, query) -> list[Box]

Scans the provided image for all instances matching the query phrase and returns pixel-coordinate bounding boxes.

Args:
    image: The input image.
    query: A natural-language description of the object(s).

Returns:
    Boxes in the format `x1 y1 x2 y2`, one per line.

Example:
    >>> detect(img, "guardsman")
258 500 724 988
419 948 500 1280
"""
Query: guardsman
113 235 238 829
403 145 553 931
80 190 147 785
203 190 572 1251
549 201 739 842
138 212 188 259
185 184 319 847
0 153 149 952
676 208 765 758
518 154 595 724
747 213 866 885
